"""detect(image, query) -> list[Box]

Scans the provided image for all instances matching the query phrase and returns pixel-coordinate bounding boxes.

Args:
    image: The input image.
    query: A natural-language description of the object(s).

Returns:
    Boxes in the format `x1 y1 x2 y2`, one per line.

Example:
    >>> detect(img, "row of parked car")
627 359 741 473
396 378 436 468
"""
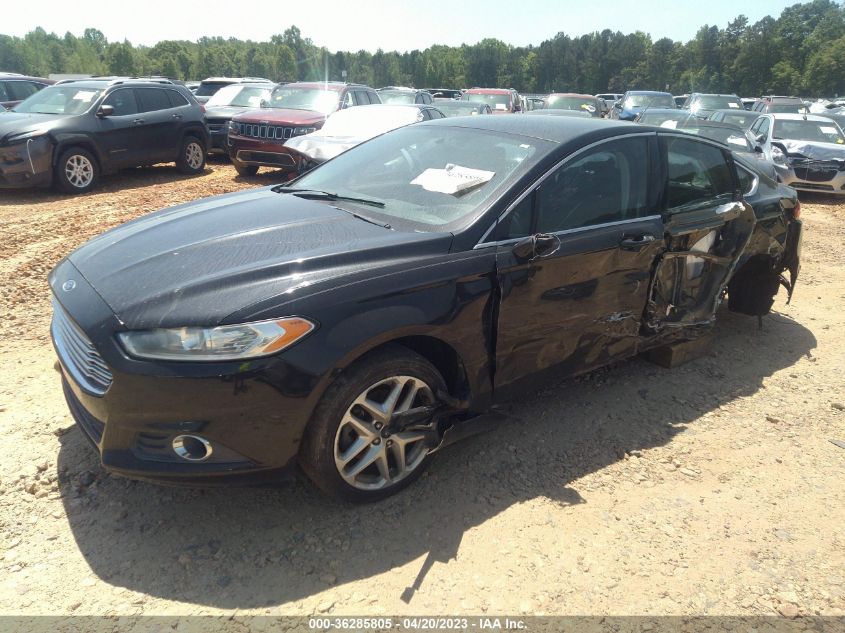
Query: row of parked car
2 72 844 198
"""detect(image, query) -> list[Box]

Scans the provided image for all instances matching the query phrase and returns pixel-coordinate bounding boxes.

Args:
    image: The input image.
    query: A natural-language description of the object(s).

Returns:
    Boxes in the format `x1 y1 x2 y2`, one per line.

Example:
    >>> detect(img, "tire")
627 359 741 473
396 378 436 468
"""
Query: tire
54 147 98 194
176 136 206 175
232 158 258 176
300 345 447 502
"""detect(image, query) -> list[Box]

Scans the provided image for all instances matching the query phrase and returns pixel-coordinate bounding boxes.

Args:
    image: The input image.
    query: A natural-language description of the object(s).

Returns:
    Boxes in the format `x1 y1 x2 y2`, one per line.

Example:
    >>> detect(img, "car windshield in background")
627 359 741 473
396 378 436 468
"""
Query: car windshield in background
774 120 845 144
13 86 103 115
194 82 229 97
769 103 807 113
434 102 485 117
639 111 692 126
378 91 416 105
696 96 743 110
205 84 271 108
715 111 757 126
293 125 551 230
544 96 598 113
625 94 674 108
269 87 340 114
463 93 510 110
682 126 753 150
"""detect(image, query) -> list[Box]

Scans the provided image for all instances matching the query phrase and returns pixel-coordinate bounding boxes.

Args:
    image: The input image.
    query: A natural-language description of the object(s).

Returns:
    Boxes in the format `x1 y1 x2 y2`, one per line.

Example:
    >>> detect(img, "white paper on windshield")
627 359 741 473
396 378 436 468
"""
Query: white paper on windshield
411 163 495 195
727 136 747 147
660 120 678 129
494 103 507 111
820 126 838 134
73 91 97 102
728 103 740 108
247 96 263 106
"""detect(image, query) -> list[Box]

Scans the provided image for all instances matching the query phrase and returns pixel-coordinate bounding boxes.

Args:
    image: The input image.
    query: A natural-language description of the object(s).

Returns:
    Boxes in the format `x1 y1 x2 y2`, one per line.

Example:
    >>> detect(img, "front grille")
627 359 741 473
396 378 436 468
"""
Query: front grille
51 298 113 397
794 166 838 182
232 122 294 141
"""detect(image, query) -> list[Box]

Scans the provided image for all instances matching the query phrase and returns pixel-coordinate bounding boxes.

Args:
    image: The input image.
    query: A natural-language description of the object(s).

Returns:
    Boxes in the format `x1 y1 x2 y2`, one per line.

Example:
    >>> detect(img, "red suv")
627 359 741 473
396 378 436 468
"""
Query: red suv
461 88 521 114
227 82 381 175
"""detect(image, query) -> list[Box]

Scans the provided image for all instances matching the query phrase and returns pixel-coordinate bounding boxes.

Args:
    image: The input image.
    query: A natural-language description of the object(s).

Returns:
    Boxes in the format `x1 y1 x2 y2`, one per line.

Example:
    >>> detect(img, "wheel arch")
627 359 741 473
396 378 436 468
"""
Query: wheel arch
52 136 104 171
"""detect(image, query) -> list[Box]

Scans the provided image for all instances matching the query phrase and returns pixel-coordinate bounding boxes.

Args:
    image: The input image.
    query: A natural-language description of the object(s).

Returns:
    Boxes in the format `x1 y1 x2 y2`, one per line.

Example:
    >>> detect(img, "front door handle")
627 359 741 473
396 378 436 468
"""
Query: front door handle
133 118 145 125
620 234 656 251
172 113 183 119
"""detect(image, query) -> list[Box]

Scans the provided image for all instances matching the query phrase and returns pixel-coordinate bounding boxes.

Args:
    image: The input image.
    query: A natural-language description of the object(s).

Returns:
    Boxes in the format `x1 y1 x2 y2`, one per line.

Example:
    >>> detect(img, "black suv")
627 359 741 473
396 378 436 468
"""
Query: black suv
0 78 208 193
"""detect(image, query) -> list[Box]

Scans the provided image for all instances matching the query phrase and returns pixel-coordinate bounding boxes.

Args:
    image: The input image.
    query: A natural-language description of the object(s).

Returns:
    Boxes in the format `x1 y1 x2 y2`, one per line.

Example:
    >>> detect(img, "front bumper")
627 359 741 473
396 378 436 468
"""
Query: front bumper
0 136 53 189
50 261 317 485
227 135 301 171
776 161 845 194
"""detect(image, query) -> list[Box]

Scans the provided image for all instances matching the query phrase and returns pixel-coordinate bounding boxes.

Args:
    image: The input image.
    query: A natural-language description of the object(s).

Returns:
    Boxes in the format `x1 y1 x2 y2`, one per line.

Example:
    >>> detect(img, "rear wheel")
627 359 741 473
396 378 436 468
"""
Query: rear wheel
54 147 98 194
176 137 206 175
300 346 446 502
232 158 258 176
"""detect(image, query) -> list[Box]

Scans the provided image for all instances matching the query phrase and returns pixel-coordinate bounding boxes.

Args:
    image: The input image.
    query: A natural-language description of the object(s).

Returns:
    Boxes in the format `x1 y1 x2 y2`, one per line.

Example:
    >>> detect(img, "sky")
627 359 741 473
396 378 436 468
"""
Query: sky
3 0 805 52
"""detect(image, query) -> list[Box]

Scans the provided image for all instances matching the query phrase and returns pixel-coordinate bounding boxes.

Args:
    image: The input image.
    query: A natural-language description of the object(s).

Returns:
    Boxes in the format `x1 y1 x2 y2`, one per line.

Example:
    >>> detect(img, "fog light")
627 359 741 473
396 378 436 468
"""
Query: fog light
172 435 213 462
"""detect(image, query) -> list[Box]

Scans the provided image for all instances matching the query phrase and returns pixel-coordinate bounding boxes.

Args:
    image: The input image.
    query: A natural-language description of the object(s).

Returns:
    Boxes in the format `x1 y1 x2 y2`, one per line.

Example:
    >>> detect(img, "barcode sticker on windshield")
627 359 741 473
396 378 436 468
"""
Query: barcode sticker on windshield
728 103 740 108
73 91 97 101
411 164 495 195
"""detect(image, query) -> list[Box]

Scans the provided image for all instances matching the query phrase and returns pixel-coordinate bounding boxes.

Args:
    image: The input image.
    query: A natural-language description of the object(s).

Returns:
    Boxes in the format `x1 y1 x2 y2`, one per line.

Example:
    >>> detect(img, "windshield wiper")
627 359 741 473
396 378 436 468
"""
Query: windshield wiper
272 186 391 229
272 186 385 209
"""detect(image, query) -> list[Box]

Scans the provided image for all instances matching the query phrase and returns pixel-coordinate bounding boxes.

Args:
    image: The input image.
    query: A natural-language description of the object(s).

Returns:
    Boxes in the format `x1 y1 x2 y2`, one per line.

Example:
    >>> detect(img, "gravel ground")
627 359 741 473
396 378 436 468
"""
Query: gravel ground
0 162 843 619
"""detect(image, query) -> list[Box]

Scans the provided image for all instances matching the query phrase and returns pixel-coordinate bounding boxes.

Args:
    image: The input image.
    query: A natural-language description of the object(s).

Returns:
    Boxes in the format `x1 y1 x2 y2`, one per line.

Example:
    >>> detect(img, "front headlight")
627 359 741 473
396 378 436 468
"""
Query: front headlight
228 121 240 135
118 317 315 361
292 126 316 137
771 145 788 165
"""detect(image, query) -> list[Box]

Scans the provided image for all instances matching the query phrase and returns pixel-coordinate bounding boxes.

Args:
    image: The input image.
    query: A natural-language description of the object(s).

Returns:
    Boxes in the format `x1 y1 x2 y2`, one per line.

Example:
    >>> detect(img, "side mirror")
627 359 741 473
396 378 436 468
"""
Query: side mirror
756 133 768 144
259 99 269 108
754 145 764 154
96 105 114 118
614 101 622 110
513 104 522 112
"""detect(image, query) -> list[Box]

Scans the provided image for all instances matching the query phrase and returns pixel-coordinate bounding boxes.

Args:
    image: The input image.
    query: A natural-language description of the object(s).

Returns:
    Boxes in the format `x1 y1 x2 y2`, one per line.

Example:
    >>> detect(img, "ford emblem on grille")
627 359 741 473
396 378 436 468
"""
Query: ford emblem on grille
62 279 77 292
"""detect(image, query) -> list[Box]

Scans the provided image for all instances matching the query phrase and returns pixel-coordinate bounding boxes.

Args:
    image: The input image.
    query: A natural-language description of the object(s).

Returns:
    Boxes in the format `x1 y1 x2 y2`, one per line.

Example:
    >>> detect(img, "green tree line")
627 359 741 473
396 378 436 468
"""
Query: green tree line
2 0 844 96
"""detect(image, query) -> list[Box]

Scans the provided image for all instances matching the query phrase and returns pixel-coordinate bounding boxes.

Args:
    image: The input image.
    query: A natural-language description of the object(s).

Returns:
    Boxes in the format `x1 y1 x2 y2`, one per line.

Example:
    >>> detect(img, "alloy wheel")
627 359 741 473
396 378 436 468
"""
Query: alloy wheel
64 155 94 189
333 375 434 490
185 142 204 170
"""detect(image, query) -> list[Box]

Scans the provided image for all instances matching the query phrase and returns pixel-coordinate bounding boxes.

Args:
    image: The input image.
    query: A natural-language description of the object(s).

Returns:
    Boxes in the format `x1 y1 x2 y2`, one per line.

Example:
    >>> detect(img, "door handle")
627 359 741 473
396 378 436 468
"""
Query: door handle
619 234 656 251
172 113 183 119
133 118 145 125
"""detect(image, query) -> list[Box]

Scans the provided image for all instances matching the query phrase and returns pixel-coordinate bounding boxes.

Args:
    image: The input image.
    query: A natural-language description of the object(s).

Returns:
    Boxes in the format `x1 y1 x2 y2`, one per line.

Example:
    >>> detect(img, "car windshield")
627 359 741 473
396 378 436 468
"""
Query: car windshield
13 86 103 115
694 96 743 110
714 111 757 127
206 84 271 108
769 103 807 114
681 126 753 150
269 87 340 114
194 82 230 97
293 125 552 231
639 111 691 125
774 120 845 144
625 94 674 108
463 93 511 111
544 96 598 114
378 91 416 105
434 102 484 117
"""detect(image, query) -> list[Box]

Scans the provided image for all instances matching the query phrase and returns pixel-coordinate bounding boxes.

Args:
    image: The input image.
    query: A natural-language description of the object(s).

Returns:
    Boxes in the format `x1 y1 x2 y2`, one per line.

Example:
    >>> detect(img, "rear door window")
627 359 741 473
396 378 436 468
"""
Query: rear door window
663 136 735 210
0 82 9 101
102 88 139 116
136 88 173 112
166 90 189 108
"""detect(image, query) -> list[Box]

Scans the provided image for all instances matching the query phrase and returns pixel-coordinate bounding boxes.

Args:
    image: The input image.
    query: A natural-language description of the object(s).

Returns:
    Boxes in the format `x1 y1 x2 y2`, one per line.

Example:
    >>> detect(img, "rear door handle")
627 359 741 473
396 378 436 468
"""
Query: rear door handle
172 113 183 119
620 234 656 251
133 118 145 125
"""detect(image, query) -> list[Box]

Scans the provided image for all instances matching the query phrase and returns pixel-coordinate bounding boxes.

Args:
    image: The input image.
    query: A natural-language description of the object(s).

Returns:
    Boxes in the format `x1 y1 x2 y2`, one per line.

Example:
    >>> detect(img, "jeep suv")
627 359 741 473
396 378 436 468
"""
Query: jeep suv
0 78 208 193
227 81 380 176
203 80 275 154
752 96 808 114
0 73 54 109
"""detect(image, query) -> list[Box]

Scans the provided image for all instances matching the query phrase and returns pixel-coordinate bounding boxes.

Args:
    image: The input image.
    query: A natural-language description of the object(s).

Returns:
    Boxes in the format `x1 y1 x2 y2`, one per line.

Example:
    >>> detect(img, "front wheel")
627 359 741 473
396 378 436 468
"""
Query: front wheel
54 147 98 194
299 345 446 502
176 137 206 175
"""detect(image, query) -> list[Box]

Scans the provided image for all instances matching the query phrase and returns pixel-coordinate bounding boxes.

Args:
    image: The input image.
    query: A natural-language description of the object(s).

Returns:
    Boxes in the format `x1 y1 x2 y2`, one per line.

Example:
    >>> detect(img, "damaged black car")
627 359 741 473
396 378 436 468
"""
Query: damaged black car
50 116 802 501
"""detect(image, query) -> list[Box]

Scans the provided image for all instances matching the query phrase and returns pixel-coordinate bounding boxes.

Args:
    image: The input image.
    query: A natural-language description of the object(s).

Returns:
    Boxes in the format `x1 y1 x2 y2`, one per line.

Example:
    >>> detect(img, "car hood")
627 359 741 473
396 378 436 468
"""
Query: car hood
779 139 845 162
233 108 327 126
0 112 65 142
63 187 452 329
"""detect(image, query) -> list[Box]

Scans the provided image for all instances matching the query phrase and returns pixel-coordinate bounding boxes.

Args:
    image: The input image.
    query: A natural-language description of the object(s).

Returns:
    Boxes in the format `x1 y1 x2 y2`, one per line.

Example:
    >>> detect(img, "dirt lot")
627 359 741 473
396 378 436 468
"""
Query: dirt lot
0 161 844 620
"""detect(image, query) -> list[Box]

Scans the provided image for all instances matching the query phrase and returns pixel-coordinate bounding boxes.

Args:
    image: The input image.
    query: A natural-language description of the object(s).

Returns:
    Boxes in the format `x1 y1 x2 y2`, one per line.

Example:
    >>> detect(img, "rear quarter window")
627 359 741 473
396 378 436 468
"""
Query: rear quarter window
663 136 735 210
167 90 190 108
136 88 173 112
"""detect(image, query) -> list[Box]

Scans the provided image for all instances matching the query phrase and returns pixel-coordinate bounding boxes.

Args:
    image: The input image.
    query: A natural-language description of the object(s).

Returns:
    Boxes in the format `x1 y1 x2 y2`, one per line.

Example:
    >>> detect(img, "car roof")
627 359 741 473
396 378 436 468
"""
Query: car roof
284 81 361 92
626 90 672 96
770 113 838 122
0 73 52 82
691 93 740 97
465 88 512 94
712 108 756 114
547 92 597 99
422 111 632 142
51 78 182 89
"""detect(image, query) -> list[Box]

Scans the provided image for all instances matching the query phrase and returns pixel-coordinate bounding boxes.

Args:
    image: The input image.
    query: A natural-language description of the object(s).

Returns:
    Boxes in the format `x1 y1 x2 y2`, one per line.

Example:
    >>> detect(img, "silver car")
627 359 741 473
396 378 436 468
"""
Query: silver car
749 113 845 195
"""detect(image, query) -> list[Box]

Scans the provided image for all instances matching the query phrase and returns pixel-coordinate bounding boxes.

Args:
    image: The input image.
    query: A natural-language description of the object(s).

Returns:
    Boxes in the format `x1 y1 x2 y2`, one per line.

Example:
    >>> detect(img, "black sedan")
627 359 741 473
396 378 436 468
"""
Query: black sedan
50 116 802 501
